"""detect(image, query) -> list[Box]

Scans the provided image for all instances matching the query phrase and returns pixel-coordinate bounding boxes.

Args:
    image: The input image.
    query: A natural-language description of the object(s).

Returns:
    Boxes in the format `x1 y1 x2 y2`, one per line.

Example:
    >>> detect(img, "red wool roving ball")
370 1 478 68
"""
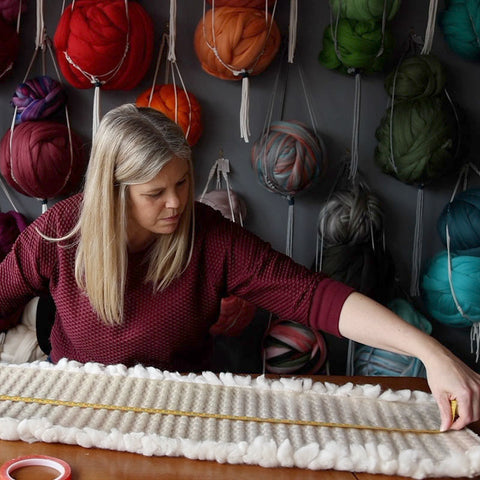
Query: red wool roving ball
53 0 154 90
0 121 87 199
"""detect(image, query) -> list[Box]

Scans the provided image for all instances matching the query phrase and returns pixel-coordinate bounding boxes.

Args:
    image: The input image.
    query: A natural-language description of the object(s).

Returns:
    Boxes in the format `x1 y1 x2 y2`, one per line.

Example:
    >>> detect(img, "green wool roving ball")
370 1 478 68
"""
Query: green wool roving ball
384 54 446 100
329 0 402 22
375 96 457 184
319 18 394 74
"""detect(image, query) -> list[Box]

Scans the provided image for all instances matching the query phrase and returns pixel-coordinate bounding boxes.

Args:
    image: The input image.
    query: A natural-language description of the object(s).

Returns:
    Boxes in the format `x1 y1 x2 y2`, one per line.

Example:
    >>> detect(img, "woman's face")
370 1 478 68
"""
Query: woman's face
126 156 190 250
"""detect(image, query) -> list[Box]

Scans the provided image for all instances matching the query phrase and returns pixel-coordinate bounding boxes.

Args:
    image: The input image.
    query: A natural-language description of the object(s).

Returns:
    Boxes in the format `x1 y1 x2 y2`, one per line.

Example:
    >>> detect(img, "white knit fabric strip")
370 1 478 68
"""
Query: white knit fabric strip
1 360 480 479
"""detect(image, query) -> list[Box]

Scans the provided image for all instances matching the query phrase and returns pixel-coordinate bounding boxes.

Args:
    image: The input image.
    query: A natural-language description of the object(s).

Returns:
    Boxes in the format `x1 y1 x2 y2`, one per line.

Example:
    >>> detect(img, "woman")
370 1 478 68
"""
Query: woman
0 104 479 431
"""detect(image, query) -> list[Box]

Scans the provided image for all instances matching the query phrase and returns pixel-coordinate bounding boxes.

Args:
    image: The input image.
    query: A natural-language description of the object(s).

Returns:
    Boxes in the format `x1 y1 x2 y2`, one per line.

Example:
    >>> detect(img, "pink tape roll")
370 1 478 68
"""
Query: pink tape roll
0 455 72 480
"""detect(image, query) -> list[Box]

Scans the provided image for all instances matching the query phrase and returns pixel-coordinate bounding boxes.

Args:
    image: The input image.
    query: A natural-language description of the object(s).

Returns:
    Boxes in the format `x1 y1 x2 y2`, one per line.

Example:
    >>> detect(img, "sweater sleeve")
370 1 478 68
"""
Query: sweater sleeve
0 197 77 325
201 205 355 336
0 220 53 322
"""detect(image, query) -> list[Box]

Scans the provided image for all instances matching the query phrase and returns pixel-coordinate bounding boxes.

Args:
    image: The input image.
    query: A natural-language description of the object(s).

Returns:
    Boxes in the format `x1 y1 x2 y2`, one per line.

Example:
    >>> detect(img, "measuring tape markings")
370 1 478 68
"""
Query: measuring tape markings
0 393 445 435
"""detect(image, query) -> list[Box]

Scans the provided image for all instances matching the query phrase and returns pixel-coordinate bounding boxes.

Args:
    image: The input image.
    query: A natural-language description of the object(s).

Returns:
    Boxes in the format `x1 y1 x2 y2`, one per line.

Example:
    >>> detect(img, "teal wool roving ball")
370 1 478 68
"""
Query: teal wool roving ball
354 298 431 377
437 187 480 256
375 96 457 184
422 251 480 327
439 0 480 61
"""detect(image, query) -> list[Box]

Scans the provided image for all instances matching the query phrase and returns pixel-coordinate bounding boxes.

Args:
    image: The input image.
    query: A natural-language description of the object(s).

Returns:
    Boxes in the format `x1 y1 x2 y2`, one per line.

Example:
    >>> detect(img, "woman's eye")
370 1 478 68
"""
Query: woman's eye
147 191 163 198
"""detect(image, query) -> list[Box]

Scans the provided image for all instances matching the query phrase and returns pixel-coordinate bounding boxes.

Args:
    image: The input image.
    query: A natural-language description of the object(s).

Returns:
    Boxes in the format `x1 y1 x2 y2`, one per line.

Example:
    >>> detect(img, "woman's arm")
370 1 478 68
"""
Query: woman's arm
339 292 480 431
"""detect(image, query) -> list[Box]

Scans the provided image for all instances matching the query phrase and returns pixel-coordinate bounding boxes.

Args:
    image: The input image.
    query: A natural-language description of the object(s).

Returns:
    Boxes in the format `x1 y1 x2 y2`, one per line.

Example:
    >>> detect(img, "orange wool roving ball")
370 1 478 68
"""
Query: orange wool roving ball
206 0 276 8
194 6 281 81
136 84 203 146
53 0 154 90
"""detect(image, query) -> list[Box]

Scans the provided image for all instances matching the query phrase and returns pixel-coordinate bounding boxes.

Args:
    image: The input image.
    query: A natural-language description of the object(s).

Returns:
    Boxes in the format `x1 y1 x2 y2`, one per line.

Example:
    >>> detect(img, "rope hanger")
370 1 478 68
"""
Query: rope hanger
4 0 74 214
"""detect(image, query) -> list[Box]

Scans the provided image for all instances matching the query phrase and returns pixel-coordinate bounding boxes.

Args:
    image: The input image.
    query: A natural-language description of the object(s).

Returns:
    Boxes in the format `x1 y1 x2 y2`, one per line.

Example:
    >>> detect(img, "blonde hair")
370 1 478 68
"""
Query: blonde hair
74 104 194 325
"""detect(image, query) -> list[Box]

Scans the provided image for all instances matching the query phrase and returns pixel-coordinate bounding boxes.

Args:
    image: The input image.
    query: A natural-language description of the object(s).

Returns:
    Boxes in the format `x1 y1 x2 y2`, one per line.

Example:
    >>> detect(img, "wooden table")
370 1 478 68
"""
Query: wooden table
0 375 478 480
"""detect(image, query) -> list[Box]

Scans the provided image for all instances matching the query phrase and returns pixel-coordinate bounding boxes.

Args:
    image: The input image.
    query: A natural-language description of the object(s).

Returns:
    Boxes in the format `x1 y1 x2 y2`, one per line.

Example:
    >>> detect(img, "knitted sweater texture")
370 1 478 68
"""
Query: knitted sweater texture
0 194 353 371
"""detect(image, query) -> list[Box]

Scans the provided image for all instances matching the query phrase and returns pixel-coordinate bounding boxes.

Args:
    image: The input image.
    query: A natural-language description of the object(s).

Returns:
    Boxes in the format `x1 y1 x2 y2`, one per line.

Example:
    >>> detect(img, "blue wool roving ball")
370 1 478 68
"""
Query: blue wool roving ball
437 187 480 256
439 0 480 61
422 251 480 327
354 298 431 377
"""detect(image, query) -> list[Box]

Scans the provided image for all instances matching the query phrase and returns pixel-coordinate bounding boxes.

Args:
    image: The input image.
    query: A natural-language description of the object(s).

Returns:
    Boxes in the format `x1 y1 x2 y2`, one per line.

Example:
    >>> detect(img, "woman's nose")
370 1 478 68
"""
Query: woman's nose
165 190 180 209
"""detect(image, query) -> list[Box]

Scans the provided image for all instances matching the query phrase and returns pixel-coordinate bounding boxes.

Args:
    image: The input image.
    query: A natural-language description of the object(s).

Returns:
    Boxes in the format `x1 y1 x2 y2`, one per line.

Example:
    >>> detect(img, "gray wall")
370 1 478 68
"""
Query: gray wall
1 1 479 366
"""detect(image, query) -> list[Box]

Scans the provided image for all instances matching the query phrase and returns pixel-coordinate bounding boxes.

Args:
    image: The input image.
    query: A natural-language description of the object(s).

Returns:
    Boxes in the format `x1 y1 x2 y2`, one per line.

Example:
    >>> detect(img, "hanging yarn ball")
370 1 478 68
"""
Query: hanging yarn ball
422 251 480 328
384 54 446 101
375 96 458 184
11 76 67 124
318 18 394 75
0 210 28 261
354 298 431 377
136 84 203 147
193 6 281 81
329 0 401 21
263 320 327 374
198 189 247 224
207 0 276 7
320 242 395 304
0 0 26 24
53 0 154 90
198 188 255 337
0 121 87 199
209 295 257 337
251 120 325 197
437 187 480 256
316 185 384 247
0 16 19 80
439 0 480 61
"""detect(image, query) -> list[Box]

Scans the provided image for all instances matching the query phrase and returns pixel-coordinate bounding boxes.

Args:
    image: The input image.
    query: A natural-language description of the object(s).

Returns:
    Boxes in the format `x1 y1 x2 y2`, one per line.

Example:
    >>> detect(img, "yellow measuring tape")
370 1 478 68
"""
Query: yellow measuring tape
0 394 450 435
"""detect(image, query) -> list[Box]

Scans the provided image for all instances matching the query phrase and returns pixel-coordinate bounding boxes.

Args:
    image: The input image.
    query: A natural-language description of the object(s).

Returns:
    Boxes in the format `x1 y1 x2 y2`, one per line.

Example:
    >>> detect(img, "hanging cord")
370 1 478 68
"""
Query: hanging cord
444 163 480 361
147 27 194 144
203 0 278 142
421 0 439 55
285 196 294 258
288 0 298 63
199 153 242 227
0 177 19 213
148 32 167 103
260 53 323 375
168 0 177 63
387 31 437 298
409 185 424 297
7 0 74 214
261 53 323 261
61 0 131 139
0 0 23 79
349 71 361 180
410 0 451 296
329 0 389 179
314 158 350 273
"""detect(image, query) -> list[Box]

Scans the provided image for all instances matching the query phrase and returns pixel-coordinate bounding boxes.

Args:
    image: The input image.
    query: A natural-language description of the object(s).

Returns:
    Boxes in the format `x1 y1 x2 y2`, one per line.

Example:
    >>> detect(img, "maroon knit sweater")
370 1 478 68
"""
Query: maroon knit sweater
0 194 354 371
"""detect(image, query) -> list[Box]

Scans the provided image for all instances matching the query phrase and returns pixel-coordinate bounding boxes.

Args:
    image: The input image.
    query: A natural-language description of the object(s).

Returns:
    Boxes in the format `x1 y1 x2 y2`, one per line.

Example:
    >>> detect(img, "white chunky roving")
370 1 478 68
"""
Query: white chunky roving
0 359 480 479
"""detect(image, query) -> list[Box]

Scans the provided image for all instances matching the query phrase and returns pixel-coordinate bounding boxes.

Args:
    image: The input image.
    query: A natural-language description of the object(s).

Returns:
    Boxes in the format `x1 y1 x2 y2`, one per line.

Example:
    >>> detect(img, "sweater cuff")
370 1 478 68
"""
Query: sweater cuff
309 278 355 338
